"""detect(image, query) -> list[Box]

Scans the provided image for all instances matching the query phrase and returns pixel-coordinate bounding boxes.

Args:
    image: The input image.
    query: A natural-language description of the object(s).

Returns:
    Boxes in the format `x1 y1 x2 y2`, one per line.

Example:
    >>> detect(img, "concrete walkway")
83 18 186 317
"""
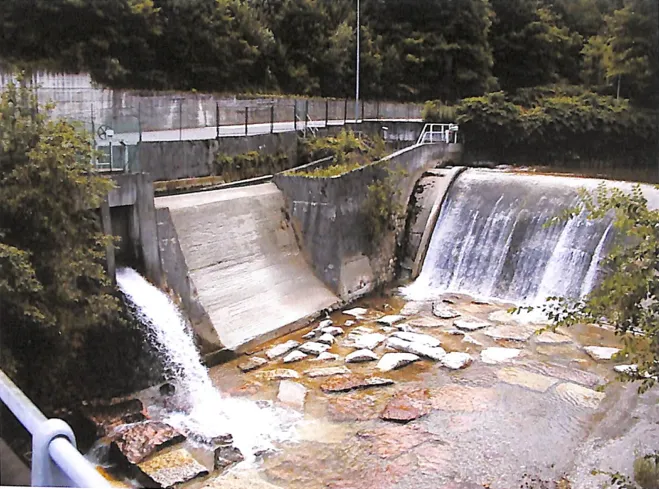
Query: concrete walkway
156 183 339 351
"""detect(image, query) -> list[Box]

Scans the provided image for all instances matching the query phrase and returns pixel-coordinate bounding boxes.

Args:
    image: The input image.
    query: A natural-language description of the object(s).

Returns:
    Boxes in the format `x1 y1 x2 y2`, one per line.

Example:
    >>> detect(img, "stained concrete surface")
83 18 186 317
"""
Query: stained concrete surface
156 183 339 351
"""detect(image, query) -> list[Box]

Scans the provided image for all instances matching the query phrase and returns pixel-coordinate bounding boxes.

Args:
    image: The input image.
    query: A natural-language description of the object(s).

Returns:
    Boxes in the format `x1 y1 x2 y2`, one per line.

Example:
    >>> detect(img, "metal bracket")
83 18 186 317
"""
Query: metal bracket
32 419 77 487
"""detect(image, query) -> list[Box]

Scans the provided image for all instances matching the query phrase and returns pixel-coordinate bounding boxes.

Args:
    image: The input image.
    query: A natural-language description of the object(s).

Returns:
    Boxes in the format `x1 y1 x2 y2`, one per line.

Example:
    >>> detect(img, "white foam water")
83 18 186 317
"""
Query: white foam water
116 267 299 462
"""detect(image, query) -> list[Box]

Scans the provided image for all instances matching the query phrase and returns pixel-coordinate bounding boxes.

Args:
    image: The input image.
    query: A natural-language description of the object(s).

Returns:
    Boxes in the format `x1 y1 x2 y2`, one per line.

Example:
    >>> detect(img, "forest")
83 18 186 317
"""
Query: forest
1 0 657 107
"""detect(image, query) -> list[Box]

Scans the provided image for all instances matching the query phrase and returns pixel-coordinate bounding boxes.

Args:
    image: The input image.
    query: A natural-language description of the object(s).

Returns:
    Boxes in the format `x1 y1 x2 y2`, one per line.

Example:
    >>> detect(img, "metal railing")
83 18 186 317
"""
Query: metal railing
0 370 111 487
416 123 459 145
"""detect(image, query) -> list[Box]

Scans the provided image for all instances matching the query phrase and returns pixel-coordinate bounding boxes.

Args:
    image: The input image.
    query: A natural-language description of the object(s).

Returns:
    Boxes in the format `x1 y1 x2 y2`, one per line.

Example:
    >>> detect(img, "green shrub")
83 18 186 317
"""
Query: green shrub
363 168 407 245
422 101 457 122
634 454 659 489
213 151 289 182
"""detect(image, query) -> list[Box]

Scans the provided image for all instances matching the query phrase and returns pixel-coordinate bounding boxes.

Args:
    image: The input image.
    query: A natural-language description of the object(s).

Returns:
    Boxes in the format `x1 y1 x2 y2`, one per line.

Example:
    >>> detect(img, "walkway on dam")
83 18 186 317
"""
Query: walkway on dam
155 183 340 351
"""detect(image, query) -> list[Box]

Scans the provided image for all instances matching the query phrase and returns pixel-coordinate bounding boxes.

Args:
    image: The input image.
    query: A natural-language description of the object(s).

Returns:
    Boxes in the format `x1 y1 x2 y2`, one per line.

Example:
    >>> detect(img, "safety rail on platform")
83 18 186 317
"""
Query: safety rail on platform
0 370 111 488
416 123 459 145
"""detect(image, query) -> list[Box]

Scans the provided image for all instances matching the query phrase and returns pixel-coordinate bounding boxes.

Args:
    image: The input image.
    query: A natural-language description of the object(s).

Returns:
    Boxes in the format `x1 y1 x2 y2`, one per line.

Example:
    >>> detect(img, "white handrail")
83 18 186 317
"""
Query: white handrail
416 122 459 145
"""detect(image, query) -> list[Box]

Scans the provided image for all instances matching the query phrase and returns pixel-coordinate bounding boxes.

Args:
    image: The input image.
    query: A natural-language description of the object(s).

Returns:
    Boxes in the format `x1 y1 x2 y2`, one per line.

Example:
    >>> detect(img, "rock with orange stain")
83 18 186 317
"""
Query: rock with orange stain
327 392 381 421
430 385 498 412
380 388 432 422
226 381 263 397
357 424 439 459
111 421 185 464
320 374 394 393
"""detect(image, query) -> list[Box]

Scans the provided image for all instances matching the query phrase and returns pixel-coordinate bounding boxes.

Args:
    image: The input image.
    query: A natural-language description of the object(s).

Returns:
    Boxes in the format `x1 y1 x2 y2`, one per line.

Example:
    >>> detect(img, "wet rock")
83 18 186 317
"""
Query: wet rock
430 385 498 412
159 383 176 397
462 334 483 346
299 341 331 355
322 326 345 336
400 301 428 316
380 388 432 422
320 375 394 393
377 315 405 326
318 319 333 329
583 346 620 361
454 319 491 331
344 320 356 327
302 331 317 340
516 360 603 388
277 380 307 409
536 331 572 344
327 392 381 421
139 448 208 487
186 432 233 447
496 367 559 392
353 333 386 350
381 326 396 333
377 353 419 372
441 352 472 370
484 324 537 342
315 352 340 362
227 381 263 397
346 349 379 363
83 398 147 437
351 326 374 335
317 333 336 345
555 382 605 409
112 421 185 464
433 303 460 319
480 347 521 365
257 369 300 381
358 425 438 459
304 366 351 378
386 337 446 361
408 317 446 328
265 340 300 360
488 309 548 325
214 445 245 471
238 356 268 372
343 307 368 318
283 350 308 364
392 331 441 347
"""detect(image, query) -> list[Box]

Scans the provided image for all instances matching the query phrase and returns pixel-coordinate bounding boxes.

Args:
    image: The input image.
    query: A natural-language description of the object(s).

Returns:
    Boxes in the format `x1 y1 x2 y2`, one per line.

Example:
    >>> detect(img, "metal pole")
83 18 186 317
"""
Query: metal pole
304 100 309 134
179 100 182 141
294 101 297 131
245 107 249 136
271 105 275 134
355 0 360 123
216 102 220 139
325 100 329 127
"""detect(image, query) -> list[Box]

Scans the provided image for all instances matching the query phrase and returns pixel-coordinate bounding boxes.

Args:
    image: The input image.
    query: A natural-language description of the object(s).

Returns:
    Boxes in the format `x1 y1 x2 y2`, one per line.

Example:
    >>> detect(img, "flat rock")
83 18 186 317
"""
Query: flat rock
327 392 381 421
483 324 537 342
351 326 374 334
496 367 559 392
407 317 446 328
299 341 331 355
396 323 415 332
304 366 351 378
317 333 336 345
320 375 394 393
386 337 446 361
321 326 344 336
441 352 473 370
237 356 268 373
445 329 465 336
214 445 245 471
277 380 307 409
377 315 405 326
265 340 300 360
301 331 316 340
583 346 620 361
318 319 333 329
433 304 460 319
393 331 441 347
515 360 603 388
344 307 368 318
431 385 498 412
555 382 605 409
454 319 491 331
357 425 439 459
83 399 147 437
282 350 308 364
481 347 521 365
536 331 572 344
346 349 379 363
354 333 386 350
380 388 432 422
112 421 185 464
381 326 396 333
400 301 428 316
257 369 300 381
614 364 638 375
138 448 208 487
315 352 340 362
472 299 492 305
488 310 548 325
377 353 420 372
344 320 356 326
462 334 483 346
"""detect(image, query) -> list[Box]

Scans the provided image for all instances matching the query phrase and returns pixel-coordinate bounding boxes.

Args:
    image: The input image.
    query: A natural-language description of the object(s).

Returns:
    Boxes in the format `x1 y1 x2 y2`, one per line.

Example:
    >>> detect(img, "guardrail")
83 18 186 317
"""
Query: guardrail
416 123 459 145
0 370 111 487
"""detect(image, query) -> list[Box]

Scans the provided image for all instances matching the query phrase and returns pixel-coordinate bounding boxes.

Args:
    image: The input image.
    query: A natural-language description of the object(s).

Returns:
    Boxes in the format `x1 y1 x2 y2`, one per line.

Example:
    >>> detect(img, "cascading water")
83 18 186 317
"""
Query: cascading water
403 170 617 306
116 268 299 462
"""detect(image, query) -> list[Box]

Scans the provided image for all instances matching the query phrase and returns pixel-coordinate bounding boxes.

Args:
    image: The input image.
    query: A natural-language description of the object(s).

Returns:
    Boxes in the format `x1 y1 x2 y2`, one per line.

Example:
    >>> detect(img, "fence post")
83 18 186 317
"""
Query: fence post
344 99 348 125
376 101 380 120
325 100 329 127
294 101 297 131
270 105 275 134
244 106 249 136
304 100 309 134
216 102 220 139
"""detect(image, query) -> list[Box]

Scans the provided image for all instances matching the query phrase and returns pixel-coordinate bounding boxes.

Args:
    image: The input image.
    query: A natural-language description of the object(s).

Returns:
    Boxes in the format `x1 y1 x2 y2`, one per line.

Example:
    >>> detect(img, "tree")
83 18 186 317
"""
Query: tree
0 79 120 404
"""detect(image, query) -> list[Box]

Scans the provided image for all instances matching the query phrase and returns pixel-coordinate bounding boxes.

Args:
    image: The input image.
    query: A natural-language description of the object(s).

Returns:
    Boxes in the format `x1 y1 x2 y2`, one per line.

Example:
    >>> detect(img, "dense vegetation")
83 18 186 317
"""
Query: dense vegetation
1 0 657 106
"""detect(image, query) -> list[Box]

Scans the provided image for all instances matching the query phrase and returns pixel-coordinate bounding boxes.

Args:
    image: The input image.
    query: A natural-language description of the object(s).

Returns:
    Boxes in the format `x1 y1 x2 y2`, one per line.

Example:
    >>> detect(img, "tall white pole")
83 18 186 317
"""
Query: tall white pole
355 0 360 122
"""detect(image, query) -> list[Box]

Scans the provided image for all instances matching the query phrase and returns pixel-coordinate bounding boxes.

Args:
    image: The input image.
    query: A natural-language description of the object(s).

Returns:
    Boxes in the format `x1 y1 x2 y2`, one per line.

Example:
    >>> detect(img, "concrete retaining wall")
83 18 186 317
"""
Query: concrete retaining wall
274 143 463 300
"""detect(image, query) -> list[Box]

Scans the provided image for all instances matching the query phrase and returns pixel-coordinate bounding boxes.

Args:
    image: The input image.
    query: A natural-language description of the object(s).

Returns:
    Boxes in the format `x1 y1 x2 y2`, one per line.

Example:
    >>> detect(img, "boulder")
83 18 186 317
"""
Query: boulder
353 333 386 350
112 421 185 464
320 375 394 393
392 331 441 347
83 398 147 437
159 383 176 397
432 304 460 319
454 319 491 331
317 333 336 345
386 338 446 361
214 445 245 471
343 307 368 318
346 349 379 363
257 369 300 381
304 366 351 378
377 315 405 326
265 340 300 360
583 346 621 361
237 356 267 373
299 341 331 355
480 347 521 365
441 352 473 370
315 352 340 362
380 388 432 422
139 448 208 487
377 353 420 372
277 380 307 409
321 326 345 336
282 350 308 364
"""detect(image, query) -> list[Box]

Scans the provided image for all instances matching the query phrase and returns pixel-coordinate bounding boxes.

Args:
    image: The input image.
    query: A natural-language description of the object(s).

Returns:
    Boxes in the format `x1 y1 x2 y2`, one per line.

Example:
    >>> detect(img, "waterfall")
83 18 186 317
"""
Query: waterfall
403 170 618 306
116 268 299 462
